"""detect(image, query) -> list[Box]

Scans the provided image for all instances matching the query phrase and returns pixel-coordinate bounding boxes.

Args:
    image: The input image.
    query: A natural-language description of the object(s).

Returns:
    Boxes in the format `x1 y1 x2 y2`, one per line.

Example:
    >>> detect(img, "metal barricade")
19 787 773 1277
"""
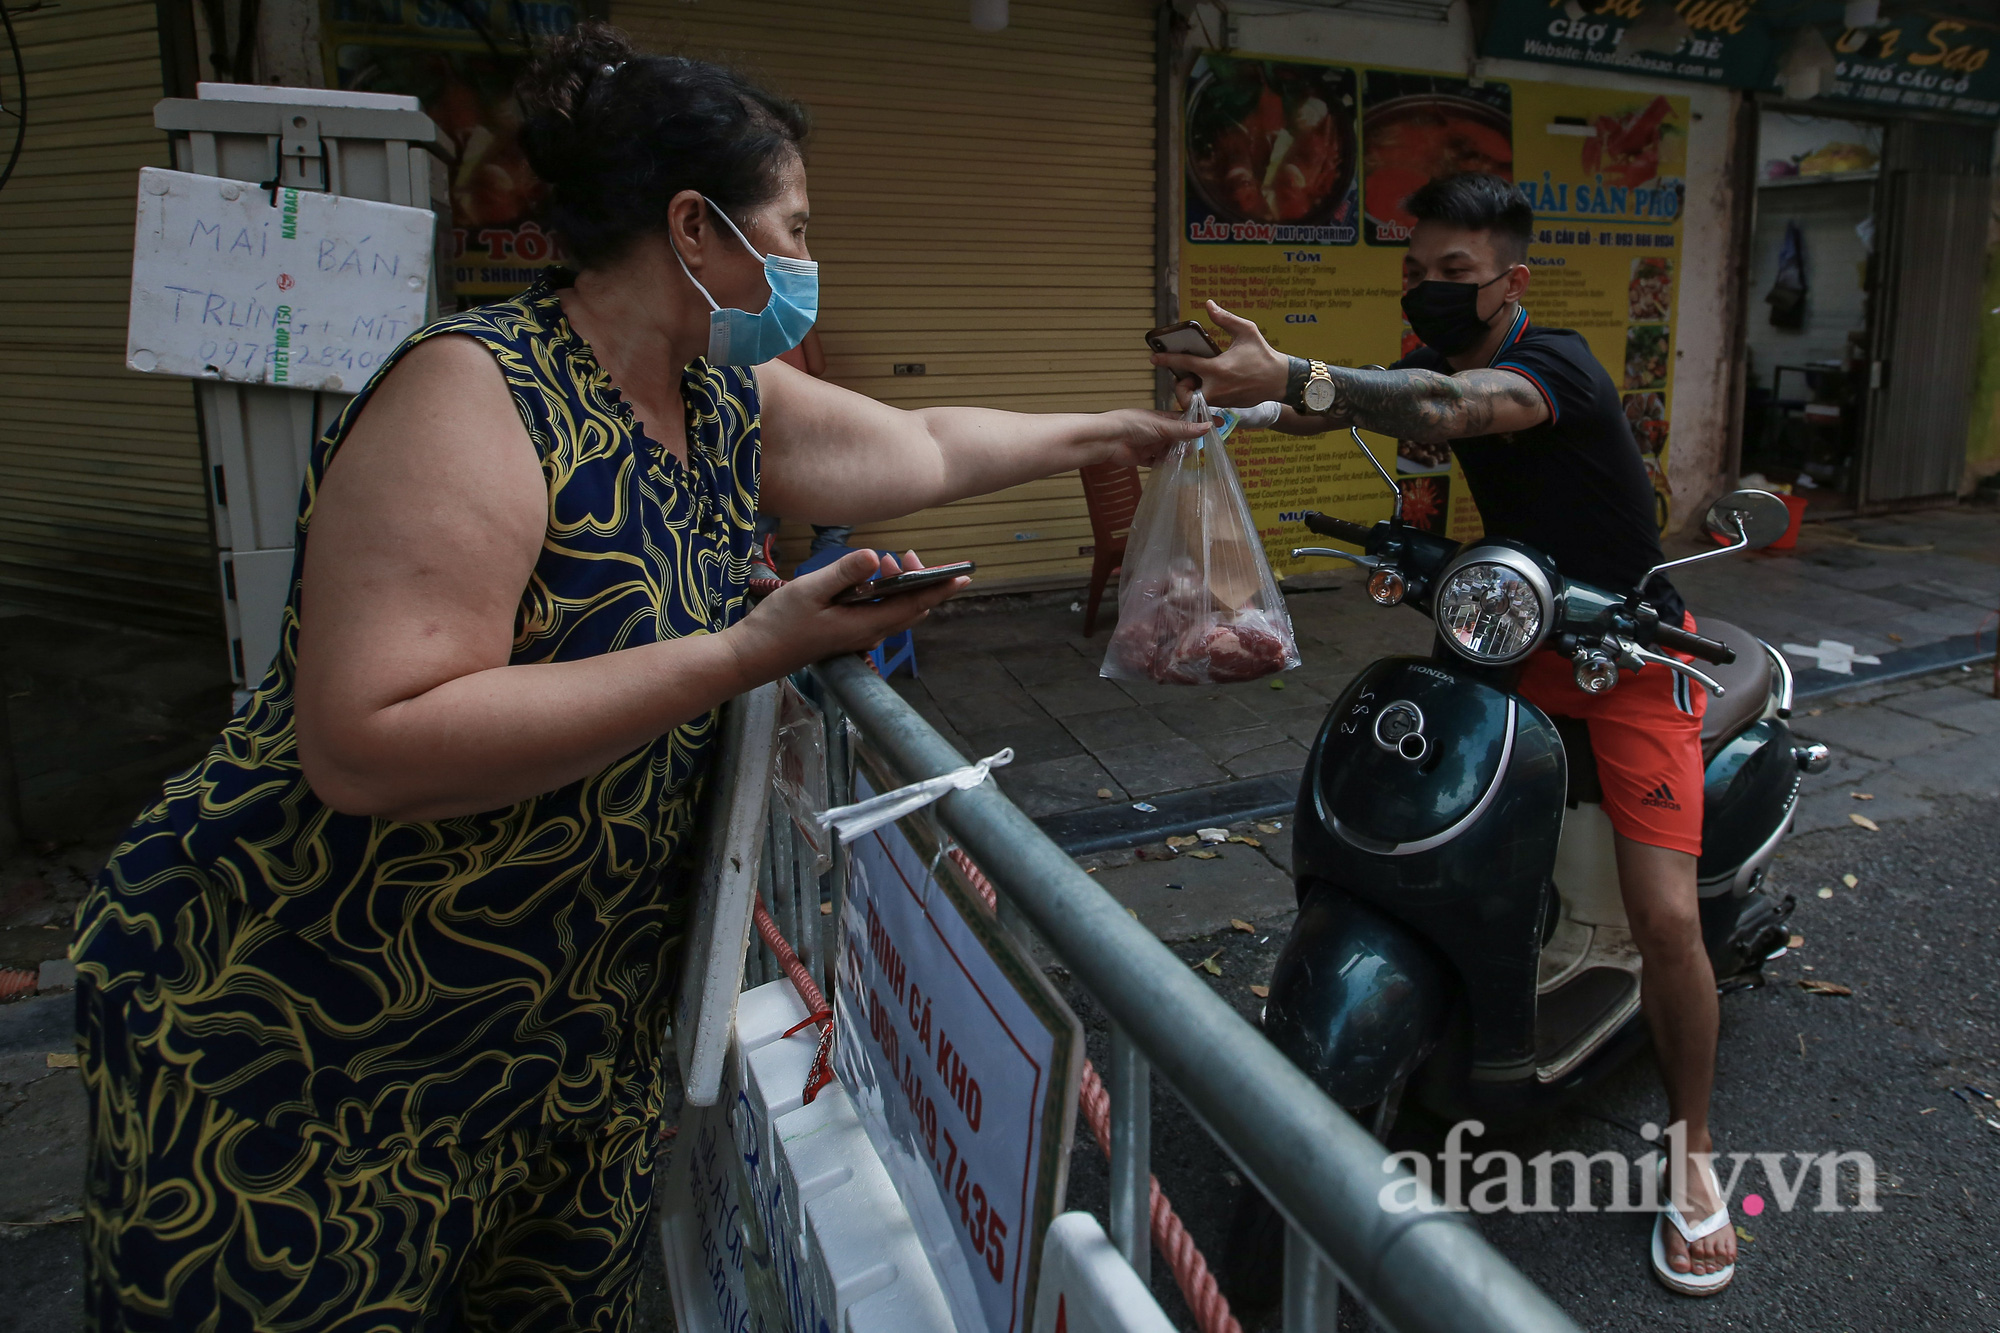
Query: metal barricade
744 655 1581 1333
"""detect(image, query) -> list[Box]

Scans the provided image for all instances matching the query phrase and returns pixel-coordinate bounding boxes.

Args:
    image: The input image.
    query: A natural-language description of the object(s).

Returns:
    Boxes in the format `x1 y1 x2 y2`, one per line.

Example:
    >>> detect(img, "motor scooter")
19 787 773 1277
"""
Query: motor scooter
1224 434 1830 1302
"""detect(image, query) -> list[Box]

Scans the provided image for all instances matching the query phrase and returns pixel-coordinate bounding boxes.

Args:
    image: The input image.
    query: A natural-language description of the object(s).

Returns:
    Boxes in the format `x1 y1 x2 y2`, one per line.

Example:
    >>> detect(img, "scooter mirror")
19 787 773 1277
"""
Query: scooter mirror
1702 489 1792 550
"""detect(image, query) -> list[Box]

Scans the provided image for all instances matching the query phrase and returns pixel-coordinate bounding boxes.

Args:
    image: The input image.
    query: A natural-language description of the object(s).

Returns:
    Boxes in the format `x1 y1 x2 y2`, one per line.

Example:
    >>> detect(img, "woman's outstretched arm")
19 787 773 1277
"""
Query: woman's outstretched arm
754 357 1206 525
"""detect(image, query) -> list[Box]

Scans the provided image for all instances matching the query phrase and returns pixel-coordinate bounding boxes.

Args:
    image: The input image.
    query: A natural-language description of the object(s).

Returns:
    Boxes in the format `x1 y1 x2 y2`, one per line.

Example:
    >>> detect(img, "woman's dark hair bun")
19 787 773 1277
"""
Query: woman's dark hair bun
516 21 808 268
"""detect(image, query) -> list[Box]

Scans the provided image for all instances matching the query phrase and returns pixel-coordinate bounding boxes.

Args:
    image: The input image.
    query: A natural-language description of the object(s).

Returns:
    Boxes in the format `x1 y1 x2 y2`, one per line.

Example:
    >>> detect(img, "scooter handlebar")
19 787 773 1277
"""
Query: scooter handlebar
1302 512 1374 546
1653 622 1736 666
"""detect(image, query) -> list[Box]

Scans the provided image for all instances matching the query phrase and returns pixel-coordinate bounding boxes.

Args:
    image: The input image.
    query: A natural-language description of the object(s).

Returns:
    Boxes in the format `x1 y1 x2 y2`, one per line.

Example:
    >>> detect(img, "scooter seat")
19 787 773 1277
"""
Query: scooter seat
1692 618 1771 760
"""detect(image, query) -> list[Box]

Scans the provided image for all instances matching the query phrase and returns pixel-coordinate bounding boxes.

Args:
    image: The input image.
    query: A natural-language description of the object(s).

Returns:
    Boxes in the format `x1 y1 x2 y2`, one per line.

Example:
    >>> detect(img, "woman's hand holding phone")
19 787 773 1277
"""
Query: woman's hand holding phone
727 548 965 684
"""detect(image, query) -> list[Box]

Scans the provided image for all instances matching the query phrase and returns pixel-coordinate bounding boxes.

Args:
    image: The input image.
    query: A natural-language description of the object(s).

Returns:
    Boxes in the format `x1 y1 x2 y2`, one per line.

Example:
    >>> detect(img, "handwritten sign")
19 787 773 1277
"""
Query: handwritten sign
126 167 434 392
834 757 1081 1333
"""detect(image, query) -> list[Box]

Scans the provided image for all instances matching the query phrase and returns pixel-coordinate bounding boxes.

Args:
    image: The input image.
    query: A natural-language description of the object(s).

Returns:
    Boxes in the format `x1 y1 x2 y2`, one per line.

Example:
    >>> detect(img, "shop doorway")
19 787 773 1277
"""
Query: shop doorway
1739 107 1993 515
1740 109 1882 516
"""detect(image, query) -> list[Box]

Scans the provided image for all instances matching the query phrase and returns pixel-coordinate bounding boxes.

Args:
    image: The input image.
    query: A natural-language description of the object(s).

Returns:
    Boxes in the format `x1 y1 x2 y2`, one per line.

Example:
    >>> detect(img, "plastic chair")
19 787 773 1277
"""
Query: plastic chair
1077 462 1144 636
793 544 918 680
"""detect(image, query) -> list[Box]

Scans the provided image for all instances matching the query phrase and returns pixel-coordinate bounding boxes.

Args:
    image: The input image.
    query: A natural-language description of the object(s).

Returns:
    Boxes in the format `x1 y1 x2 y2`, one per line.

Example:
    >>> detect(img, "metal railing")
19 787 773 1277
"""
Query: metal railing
746 654 1581 1333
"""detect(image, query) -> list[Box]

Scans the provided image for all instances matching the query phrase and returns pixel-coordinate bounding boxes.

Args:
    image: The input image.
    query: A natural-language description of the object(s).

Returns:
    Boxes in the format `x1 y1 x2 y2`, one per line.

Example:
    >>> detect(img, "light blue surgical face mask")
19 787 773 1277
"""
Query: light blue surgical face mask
671 196 818 366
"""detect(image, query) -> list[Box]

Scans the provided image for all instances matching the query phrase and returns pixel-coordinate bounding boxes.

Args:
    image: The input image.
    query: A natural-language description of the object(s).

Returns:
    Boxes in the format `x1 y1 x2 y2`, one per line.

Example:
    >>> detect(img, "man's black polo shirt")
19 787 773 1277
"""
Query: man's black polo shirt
1393 307 1682 623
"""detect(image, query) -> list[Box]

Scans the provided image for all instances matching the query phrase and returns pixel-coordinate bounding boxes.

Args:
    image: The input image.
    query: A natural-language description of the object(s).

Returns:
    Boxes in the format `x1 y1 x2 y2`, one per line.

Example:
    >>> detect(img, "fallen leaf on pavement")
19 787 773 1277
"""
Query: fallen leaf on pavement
1817 887 1835 899
1255 822 1281 834
1849 813 1879 831
1193 949 1223 976
1228 835 1263 847
45 1052 78 1069
1250 984 1270 998
1798 979 1853 996
1735 1226 1754 1242
1269 679 1286 690
1165 835 1199 849
1190 849 1220 860
1788 934 1805 948
1096 788 1115 800
1886 632 1903 642
1842 873 1858 888
1808 708 1823 716
1231 918 1255 933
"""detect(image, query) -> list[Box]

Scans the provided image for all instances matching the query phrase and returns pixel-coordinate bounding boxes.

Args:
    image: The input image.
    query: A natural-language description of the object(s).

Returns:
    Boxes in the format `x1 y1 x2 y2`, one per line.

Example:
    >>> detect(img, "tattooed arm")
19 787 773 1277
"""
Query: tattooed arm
1267 364 1549 441
1151 298 1549 442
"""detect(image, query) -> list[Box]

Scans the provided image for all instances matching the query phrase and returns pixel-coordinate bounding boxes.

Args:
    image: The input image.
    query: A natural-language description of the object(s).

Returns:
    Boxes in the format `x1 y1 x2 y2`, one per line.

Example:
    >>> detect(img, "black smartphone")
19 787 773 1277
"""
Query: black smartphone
1146 320 1222 358
833 561 976 605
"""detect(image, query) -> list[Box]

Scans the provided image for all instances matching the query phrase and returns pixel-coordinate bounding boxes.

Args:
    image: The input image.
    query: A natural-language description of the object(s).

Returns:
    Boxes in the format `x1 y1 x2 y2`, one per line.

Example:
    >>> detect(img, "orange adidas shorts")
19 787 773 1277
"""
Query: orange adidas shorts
1516 613 1707 856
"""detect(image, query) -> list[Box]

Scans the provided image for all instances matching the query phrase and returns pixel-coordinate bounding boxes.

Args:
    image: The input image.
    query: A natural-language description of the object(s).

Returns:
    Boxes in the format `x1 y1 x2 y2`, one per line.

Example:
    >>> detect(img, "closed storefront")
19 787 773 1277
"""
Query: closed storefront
0 0 215 629
615 0 1161 587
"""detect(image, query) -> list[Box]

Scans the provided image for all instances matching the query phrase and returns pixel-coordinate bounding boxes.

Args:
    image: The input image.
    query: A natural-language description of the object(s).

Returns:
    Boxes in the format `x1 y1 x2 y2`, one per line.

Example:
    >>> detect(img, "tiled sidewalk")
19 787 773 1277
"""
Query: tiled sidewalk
890 507 2000 828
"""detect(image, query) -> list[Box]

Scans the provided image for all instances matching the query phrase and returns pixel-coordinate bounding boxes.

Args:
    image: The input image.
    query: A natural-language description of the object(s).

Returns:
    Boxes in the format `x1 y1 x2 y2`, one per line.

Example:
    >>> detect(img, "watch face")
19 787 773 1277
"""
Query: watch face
1303 377 1336 412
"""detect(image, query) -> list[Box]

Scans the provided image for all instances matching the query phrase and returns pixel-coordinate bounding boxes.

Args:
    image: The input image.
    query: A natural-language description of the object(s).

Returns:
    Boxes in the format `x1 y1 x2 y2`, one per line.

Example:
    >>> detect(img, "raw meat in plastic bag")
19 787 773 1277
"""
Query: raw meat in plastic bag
1100 392 1300 685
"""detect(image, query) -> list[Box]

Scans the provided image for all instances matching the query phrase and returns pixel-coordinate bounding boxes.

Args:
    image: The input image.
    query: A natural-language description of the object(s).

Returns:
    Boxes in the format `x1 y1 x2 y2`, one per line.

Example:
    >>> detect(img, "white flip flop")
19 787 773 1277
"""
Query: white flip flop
1650 1157 1735 1297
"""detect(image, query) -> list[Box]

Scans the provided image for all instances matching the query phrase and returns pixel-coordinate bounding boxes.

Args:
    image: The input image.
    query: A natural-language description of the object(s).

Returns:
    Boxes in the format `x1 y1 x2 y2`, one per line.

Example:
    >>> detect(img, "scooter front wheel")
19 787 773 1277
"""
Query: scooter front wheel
1219 1092 1401 1314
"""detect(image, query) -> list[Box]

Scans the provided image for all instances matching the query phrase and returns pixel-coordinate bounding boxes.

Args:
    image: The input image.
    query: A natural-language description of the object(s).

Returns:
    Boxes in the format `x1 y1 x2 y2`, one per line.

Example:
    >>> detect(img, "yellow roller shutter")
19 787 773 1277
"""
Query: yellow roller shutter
0 0 215 630
614 0 1158 589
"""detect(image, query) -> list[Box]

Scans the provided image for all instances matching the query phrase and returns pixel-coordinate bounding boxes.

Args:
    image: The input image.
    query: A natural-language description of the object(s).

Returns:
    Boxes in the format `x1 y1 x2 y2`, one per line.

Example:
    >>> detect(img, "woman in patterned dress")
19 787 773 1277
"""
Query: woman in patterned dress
70 23 1202 1333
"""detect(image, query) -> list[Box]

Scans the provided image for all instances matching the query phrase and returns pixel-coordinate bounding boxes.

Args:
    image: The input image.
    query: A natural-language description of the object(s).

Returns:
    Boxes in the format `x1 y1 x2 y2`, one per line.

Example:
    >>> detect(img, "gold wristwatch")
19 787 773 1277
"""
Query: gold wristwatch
1301 360 1338 414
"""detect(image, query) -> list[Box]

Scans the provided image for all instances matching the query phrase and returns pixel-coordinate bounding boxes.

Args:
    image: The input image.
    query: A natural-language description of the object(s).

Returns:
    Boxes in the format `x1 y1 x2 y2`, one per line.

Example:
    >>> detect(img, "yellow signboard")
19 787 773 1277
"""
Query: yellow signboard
1181 53 1687 575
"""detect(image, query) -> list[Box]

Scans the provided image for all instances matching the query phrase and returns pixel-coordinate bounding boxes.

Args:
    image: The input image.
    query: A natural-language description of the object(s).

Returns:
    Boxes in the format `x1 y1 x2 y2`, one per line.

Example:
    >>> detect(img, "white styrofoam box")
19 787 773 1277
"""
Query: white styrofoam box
663 980 954 1333
196 82 422 111
222 547 294 689
1031 1213 1176 1333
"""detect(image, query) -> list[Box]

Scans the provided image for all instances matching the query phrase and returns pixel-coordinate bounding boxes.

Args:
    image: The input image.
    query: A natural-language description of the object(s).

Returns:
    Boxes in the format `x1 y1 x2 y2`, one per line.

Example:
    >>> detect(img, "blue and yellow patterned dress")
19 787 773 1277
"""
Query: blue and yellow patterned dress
71 275 760 1329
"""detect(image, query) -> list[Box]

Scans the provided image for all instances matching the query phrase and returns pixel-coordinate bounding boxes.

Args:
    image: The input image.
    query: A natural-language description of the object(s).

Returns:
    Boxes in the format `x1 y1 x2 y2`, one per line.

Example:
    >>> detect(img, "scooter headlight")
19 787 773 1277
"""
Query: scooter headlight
1433 547 1555 666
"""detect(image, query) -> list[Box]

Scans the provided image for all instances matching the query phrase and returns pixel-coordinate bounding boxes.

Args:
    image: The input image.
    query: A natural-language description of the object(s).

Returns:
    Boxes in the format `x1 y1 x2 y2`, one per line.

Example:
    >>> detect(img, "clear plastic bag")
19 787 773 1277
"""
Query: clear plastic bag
1099 392 1301 685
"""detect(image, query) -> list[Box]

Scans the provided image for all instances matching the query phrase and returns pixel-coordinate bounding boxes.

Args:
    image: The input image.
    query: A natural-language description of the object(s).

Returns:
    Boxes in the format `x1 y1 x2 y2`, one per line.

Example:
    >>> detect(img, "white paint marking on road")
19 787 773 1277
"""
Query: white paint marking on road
1781 639 1884 675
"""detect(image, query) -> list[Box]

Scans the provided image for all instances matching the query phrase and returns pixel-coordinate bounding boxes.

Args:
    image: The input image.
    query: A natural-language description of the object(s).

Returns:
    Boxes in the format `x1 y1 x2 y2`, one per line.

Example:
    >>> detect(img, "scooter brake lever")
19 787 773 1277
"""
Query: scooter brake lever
1291 546 1382 570
1609 636 1726 697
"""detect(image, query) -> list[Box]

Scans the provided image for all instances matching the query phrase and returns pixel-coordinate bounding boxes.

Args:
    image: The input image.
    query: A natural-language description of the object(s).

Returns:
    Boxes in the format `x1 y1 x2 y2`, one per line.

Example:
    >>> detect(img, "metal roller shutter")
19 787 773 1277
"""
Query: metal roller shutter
0 0 216 629
614 0 1158 588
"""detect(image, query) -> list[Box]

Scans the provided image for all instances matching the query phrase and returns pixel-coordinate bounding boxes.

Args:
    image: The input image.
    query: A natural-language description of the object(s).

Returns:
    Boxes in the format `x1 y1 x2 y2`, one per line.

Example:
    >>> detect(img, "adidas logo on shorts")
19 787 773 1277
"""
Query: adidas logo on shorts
1639 782 1681 811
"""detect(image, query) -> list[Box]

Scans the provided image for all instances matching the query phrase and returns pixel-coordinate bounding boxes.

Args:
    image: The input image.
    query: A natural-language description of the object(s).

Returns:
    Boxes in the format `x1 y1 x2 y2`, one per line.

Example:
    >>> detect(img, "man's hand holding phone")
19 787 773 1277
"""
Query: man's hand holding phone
727 547 969 683
1148 301 1290 409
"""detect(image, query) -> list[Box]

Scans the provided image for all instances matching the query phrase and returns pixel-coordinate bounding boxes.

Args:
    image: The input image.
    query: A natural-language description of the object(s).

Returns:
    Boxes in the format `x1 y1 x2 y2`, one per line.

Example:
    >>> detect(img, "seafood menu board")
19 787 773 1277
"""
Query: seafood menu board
1185 56 1360 244
1181 55 1688 571
323 3 583 297
1360 72 1513 246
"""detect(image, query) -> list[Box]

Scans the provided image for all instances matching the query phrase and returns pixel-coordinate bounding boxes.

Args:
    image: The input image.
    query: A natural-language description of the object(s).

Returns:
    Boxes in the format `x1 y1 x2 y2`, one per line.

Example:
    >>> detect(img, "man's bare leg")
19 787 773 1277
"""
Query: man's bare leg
1613 835 1737 1278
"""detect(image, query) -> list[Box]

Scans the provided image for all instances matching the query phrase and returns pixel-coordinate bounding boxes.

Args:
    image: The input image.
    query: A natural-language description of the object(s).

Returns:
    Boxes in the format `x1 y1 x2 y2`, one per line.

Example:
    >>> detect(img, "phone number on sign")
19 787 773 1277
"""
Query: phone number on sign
863 983 1010 1283
195 339 388 378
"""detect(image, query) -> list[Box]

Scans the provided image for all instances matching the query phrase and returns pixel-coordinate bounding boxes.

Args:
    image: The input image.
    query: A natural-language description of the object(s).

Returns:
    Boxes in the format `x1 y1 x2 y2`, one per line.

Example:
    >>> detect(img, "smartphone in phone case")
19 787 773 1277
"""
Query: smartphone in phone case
1146 320 1222 358
833 561 976 605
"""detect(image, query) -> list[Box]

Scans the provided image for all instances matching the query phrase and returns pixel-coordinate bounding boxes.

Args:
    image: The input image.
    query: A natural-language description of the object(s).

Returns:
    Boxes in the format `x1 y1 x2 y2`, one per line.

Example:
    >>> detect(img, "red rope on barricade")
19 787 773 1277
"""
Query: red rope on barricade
0 967 35 1002
945 846 1240 1333
1079 1059 1243 1333
752 897 835 1103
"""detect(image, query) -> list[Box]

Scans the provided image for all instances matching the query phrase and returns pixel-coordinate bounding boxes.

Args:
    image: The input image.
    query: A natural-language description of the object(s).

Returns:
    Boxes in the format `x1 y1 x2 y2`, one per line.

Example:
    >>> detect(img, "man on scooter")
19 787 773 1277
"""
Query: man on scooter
1152 171 1736 1295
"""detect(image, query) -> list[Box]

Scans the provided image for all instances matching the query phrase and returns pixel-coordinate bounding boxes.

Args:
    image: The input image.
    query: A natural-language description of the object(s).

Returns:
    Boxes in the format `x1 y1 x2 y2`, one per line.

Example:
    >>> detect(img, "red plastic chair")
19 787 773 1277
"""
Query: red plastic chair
1078 462 1144 637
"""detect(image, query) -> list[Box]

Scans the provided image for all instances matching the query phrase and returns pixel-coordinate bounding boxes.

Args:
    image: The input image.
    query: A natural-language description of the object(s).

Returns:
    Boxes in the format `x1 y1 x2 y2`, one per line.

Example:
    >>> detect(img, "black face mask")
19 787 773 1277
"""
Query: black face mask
1400 271 1509 356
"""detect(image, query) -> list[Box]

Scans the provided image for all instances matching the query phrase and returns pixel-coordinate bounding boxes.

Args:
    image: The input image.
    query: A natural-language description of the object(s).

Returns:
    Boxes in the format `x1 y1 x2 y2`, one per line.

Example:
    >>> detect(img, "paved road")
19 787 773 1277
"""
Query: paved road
1060 667 2000 1331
